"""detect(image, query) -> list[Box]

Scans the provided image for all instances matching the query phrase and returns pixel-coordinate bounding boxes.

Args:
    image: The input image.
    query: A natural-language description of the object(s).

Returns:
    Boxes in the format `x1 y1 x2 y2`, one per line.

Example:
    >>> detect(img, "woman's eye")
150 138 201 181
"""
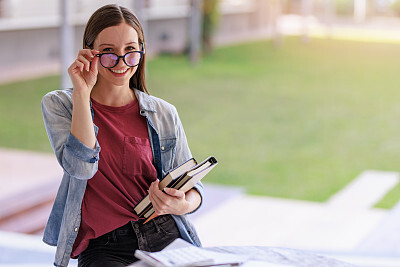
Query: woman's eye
103 48 112 52
126 46 136 51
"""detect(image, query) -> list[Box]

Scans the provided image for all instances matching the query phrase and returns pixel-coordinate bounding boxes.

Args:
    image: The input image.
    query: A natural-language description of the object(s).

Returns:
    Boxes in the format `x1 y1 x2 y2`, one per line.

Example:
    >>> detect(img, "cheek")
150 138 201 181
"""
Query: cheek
97 65 109 76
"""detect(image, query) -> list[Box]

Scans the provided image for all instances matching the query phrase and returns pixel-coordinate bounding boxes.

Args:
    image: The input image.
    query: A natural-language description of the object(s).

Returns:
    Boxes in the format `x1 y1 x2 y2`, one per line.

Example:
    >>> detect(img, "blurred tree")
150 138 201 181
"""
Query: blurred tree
335 0 353 15
391 0 400 16
202 0 219 55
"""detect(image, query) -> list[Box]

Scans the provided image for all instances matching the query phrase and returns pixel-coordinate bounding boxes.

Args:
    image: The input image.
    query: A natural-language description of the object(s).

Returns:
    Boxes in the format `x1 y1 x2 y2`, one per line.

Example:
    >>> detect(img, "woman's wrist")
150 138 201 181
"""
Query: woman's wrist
183 189 201 214
72 88 91 103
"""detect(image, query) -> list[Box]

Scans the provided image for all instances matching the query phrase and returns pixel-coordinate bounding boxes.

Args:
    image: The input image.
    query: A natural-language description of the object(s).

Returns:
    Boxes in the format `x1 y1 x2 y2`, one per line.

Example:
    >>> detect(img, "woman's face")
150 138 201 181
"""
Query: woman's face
93 23 140 87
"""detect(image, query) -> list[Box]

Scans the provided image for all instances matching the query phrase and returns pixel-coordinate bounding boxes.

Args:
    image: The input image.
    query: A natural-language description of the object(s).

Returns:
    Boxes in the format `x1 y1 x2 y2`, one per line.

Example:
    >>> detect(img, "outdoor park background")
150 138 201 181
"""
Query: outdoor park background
4 0 400 263
2 0 400 208
3 0 400 265
4 36 400 208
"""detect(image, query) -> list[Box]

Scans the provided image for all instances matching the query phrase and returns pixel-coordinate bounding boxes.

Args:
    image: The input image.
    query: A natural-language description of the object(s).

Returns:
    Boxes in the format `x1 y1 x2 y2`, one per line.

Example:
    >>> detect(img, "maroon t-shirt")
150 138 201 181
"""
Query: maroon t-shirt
71 97 157 258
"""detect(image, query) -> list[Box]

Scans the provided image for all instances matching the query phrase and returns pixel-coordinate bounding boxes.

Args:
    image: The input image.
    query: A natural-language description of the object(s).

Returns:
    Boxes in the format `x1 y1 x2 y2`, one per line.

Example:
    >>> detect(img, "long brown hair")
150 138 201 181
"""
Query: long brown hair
83 4 149 94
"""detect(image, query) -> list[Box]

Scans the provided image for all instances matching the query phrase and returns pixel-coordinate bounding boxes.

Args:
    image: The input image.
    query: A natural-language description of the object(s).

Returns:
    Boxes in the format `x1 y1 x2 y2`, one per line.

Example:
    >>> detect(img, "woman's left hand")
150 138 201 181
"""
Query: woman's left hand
148 180 194 216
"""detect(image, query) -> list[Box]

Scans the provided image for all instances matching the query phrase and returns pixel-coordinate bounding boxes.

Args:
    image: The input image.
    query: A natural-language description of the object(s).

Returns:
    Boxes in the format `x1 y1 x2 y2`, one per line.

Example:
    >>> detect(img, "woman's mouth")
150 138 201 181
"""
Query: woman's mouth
110 69 129 74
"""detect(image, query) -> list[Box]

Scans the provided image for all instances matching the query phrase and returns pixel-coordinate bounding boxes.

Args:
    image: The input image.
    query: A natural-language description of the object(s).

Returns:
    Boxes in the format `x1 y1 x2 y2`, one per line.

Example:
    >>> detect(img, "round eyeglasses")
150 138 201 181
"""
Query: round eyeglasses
96 51 144 68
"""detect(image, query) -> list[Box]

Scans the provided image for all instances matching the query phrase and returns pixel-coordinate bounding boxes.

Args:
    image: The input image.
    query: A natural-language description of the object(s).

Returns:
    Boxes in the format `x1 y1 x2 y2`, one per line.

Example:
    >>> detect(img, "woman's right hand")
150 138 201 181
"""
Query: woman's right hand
68 49 99 96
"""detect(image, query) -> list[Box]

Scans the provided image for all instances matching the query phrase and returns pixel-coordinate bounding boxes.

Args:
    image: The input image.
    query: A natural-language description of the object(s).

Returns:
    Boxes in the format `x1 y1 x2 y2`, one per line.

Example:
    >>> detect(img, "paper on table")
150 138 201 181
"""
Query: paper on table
130 239 293 267
161 240 295 267
133 238 248 266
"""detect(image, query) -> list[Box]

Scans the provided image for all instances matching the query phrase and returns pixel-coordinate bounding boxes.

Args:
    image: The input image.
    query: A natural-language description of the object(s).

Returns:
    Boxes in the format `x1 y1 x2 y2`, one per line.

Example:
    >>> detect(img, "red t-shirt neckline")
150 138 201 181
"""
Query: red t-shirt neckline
90 97 138 112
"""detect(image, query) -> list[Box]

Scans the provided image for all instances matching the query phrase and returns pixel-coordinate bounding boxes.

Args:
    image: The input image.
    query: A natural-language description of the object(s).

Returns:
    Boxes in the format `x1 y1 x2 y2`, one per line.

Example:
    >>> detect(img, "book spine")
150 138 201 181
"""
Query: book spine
134 195 150 214
136 203 153 218
143 207 154 218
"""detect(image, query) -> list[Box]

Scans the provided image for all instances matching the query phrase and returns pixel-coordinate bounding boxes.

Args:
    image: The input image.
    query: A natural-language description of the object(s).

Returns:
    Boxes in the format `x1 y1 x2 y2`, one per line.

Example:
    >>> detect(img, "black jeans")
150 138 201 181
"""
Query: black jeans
78 215 181 267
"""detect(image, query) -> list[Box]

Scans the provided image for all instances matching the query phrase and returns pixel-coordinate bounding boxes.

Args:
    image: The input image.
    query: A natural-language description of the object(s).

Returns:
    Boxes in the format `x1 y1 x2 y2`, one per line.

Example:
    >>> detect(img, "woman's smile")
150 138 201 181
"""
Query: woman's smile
110 68 129 74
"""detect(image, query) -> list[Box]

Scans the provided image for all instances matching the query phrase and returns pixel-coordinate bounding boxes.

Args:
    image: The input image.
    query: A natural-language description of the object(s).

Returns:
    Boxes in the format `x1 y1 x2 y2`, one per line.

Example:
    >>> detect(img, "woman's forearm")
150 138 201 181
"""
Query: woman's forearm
71 90 96 149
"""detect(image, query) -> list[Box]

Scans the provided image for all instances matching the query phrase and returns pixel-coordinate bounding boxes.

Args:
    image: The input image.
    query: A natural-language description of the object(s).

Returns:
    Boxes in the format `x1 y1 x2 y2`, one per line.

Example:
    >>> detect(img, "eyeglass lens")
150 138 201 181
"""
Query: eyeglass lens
124 53 141 66
99 52 141 68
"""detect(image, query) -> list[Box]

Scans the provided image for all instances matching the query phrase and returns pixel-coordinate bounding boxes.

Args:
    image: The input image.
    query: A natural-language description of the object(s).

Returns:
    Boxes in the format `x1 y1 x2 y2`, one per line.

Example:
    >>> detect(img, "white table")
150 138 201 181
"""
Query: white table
206 246 354 266
130 245 354 266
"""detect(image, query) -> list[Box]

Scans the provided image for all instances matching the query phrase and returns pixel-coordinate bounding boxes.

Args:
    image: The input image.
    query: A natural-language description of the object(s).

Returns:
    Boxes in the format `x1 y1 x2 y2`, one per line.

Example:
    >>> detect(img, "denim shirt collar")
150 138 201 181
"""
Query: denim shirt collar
133 89 157 113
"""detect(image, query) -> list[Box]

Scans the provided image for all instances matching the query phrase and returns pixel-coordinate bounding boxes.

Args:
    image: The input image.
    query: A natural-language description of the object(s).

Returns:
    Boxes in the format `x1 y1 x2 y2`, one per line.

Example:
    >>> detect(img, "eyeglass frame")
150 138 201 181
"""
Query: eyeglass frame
95 48 145 69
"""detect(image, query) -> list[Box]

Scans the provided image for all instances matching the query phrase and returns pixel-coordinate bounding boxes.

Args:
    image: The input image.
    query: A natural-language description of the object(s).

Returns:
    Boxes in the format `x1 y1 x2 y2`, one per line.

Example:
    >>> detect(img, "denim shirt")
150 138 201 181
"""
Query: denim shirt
41 88 204 267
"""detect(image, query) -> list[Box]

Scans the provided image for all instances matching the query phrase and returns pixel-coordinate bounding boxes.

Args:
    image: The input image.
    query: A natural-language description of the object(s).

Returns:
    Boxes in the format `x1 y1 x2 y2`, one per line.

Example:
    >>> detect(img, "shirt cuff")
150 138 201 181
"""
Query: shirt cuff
65 133 100 163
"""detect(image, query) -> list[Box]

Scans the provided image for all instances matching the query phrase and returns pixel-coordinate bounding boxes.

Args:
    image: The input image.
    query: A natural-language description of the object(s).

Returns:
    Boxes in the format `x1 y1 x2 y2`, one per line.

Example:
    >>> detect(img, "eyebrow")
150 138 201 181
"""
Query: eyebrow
99 42 139 47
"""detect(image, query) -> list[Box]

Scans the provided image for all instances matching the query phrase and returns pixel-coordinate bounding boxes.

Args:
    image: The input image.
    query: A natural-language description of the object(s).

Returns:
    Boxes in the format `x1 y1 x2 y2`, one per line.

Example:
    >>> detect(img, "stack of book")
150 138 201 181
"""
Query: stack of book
134 156 218 222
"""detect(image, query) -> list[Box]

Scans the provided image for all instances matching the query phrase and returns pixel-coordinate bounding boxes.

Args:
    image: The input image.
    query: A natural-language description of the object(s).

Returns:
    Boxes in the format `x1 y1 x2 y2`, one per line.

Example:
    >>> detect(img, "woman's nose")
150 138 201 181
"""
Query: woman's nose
116 53 127 67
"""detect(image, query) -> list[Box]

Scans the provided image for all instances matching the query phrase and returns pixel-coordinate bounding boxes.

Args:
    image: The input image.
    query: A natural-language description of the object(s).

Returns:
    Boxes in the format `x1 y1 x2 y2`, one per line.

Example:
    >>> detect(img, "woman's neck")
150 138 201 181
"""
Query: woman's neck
90 82 136 107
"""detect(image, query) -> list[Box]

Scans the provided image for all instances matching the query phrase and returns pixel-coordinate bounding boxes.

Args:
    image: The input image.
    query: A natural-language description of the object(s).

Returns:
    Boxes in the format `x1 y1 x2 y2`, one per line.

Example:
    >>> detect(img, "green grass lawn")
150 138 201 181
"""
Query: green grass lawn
1 37 400 208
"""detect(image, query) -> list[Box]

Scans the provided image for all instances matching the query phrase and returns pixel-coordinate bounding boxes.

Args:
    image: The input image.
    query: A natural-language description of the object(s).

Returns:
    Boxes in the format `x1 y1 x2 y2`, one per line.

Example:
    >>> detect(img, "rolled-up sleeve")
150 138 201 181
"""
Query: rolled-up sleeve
41 91 100 180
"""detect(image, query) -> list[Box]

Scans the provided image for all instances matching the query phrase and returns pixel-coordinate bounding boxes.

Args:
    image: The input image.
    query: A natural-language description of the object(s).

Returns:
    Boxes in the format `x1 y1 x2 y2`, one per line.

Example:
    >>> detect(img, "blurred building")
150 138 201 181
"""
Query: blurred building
0 0 271 82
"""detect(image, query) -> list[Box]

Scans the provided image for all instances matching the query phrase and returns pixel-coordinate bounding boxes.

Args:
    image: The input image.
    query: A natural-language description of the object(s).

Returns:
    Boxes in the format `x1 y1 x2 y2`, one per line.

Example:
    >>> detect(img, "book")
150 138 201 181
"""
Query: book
134 157 198 217
140 156 218 222
170 158 215 191
141 157 217 220
134 156 218 221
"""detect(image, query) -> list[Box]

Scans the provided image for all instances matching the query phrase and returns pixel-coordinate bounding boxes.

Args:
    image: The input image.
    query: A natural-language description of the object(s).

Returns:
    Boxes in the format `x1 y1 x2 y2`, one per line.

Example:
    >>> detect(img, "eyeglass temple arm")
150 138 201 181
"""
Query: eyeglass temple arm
141 42 145 54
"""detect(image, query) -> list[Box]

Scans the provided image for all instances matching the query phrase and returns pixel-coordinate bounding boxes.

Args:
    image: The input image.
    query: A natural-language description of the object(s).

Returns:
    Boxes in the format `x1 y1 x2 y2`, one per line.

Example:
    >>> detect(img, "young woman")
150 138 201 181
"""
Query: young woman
41 4 203 267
